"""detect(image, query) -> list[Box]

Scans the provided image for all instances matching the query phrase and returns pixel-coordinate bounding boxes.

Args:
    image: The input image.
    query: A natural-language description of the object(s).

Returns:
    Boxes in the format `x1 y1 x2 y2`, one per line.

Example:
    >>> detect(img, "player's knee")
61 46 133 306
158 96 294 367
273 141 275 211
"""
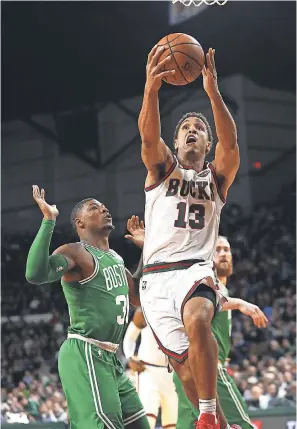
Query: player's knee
183 285 215 339
183 300 213 340
187 311 212 339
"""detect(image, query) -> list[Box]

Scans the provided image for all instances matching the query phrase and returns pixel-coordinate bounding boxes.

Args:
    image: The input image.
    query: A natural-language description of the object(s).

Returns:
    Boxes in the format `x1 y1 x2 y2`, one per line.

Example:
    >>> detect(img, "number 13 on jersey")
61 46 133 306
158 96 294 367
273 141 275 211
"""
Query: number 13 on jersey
174 202 205 229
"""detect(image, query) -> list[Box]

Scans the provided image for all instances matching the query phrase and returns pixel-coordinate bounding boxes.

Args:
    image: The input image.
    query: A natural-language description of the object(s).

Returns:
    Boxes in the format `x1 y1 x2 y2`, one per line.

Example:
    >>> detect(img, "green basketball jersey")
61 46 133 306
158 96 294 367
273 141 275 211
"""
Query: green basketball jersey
61 243 129 344
211 283 231 363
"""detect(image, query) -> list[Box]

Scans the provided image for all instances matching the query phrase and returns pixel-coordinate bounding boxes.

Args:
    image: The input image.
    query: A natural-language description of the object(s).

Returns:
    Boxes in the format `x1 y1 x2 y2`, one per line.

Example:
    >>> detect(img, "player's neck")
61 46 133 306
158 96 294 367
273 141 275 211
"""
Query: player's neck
218 276 227 287
178 154 205 172
80 232 110 251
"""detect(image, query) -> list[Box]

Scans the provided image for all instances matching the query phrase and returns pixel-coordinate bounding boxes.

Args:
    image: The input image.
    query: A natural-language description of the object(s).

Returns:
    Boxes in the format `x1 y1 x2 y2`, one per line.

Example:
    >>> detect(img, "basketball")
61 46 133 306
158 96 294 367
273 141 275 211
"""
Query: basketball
156 33 205 86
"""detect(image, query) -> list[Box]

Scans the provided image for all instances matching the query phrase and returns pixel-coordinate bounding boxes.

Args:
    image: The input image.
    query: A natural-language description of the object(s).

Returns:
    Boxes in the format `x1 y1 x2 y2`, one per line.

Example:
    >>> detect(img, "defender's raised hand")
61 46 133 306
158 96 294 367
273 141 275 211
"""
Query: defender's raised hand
145 45 175 92
238 301 268 329
202 48 219 99
32 185 59 220
125 215 145 248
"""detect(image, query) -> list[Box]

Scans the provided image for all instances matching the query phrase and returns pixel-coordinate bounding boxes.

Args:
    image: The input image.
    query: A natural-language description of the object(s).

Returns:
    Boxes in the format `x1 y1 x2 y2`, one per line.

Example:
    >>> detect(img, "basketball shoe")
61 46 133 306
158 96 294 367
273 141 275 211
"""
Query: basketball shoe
195 413 220 429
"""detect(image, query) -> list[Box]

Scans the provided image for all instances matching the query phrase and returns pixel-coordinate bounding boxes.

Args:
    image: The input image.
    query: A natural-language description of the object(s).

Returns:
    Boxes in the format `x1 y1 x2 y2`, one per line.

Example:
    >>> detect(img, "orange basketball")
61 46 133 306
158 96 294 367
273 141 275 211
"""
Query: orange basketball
156 33 204 86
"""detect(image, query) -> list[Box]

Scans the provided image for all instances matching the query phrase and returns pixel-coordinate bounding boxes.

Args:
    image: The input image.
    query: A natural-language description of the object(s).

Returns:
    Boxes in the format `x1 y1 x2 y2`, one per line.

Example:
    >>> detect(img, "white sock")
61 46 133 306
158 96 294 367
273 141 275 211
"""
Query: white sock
198 399 216 417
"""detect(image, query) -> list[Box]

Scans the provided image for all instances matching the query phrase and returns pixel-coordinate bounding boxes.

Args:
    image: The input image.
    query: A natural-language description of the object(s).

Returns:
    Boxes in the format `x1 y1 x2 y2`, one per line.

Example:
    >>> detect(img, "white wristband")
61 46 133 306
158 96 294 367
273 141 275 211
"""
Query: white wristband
123 322 141 360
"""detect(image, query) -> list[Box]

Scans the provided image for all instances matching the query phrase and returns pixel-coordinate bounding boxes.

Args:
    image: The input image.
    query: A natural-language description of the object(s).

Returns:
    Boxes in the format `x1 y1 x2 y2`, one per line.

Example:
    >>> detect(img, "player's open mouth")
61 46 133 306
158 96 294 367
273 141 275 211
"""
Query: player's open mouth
186 135 197 144
105 214 112 221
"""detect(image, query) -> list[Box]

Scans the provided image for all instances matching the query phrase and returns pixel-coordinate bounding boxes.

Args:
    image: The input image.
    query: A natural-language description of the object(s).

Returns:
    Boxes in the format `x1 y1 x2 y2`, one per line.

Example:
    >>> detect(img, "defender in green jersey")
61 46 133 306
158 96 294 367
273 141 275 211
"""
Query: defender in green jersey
26 186 149 429
173 236 254 429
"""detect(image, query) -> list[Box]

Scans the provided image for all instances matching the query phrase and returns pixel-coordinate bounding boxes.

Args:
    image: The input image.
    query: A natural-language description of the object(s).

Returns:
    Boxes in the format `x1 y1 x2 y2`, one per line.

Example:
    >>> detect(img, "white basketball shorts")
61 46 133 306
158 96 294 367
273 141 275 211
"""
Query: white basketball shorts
140 261 226 362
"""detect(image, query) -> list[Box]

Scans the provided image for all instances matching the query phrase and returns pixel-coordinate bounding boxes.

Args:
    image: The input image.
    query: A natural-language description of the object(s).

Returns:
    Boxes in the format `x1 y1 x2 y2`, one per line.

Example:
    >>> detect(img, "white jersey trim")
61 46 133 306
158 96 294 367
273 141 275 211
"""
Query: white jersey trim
144 158 177 192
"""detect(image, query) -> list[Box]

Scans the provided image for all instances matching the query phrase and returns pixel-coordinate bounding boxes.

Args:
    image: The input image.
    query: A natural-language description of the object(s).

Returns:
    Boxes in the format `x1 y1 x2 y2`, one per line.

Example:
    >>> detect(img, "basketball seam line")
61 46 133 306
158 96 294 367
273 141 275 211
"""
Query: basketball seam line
166 35 189 84
171 50 203 70
164 42 202 49
157 34 182 46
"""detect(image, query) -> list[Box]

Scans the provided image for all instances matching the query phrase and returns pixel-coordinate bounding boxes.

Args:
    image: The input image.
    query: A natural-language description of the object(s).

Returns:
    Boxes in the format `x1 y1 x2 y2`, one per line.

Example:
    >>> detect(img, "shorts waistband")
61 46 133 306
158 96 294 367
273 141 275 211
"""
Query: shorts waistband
67 333 119 353
143 259 204 275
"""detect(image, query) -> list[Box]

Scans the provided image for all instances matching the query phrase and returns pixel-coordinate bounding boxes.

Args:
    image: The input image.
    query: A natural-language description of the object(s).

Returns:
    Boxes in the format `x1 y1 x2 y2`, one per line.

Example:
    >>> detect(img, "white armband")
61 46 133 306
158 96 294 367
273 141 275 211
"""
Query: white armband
123 322 141 360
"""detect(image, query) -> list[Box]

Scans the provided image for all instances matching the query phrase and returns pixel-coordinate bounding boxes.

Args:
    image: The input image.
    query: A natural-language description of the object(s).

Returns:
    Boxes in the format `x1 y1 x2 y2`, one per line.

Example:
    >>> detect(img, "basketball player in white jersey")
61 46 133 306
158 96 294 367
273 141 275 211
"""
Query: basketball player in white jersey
123 307 178 429
138 46 240 429
124 217 267 429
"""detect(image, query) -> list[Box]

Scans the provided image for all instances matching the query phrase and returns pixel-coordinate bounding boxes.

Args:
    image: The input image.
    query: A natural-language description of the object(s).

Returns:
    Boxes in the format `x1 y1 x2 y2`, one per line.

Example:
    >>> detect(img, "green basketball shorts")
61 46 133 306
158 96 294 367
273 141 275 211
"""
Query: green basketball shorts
58 338 149 429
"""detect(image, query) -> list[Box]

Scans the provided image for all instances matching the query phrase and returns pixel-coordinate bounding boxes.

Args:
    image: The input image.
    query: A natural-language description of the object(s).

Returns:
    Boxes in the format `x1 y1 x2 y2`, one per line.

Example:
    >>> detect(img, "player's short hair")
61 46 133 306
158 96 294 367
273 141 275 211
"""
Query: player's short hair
218 235 229 241
70 198 94 230
173 112 213 144
217 235 231 248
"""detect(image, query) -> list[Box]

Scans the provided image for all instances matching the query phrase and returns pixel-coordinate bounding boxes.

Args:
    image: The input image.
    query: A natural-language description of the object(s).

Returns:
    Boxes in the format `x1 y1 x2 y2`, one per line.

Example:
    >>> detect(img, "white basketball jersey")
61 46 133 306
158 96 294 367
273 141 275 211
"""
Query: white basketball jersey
143 157 225 265
138 326 167 366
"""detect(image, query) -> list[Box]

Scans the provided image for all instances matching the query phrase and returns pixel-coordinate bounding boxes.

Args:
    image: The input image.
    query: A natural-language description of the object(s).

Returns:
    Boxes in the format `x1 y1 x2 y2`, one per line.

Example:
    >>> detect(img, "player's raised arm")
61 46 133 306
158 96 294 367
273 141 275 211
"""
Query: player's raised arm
221 297 268 328
25 185 76 285
138 45 174 177
203 48 240 199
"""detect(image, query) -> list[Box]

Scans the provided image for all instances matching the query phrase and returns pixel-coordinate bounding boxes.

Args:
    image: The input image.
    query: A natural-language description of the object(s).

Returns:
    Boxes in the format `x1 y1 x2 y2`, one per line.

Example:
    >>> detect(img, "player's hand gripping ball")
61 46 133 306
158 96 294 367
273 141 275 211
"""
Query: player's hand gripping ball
155 33 205 86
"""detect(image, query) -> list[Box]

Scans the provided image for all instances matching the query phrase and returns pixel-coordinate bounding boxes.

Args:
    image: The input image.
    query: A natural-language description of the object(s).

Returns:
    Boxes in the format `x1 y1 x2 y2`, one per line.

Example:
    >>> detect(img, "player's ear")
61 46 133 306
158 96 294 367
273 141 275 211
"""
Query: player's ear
174 139 178 150
205 140 211 155
75 217 84 229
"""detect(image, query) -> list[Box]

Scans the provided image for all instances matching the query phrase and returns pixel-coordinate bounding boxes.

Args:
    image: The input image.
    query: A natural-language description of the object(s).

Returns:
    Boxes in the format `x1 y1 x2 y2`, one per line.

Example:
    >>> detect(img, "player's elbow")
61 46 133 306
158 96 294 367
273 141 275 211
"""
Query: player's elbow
25 269 44 285
222 141 240 160
221 134 238 151
139 126 156 148
230 134 238 150
141 139 155 155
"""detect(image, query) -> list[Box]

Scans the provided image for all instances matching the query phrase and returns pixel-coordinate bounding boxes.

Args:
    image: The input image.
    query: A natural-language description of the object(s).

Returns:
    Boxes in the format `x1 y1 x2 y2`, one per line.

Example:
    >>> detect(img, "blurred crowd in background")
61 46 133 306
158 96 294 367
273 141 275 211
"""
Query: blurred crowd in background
1 182 295 424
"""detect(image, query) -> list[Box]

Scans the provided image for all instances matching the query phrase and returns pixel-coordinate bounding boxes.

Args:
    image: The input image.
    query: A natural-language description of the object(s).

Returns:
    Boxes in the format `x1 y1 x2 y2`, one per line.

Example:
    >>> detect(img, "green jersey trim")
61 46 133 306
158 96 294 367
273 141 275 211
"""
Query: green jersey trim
85 343 117 429
79 242 122 259
79 243 100 285
123 409 147 425
218 365 252 424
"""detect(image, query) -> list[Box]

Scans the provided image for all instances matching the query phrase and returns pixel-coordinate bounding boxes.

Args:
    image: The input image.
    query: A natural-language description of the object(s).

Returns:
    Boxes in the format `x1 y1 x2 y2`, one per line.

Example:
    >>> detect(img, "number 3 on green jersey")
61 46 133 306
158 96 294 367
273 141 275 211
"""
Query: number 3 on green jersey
116 295 129 325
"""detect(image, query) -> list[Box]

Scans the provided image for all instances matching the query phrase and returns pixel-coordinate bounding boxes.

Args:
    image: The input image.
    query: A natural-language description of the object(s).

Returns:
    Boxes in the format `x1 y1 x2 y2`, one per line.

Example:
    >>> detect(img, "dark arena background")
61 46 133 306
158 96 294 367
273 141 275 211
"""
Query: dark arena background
1 1 296 429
